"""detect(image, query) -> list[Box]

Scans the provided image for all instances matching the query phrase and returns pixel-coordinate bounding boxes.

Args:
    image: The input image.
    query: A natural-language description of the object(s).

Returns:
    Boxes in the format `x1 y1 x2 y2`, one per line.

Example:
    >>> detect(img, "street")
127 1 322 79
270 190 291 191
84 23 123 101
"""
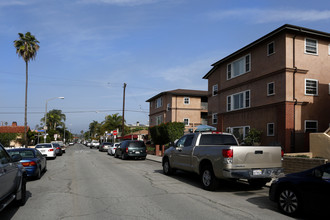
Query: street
0 144 293 220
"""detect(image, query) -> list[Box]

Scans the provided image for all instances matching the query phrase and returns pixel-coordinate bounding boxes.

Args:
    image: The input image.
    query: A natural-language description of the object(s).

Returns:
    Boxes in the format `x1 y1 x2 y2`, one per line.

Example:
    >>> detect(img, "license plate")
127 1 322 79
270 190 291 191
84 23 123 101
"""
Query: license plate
253 169 262 175
135 151 140 154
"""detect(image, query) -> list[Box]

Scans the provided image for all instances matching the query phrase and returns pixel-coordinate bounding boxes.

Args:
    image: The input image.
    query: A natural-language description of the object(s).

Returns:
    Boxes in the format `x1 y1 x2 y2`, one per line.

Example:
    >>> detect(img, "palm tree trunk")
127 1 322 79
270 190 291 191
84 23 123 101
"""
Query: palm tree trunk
24 61 28 147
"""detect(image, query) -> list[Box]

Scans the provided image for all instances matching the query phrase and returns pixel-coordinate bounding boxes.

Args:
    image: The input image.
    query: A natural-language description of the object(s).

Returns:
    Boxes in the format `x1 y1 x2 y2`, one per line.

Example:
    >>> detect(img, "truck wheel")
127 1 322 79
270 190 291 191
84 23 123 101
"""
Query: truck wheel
201 165 218 191
277 187 301 216
248 179 269 189
16 175 27 206
163 158 174 175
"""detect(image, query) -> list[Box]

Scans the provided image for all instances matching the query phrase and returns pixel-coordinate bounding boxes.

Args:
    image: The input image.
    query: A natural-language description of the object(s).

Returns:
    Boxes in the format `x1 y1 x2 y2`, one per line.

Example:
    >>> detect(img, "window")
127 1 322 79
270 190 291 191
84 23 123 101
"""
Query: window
267 82 275 96
227 126 250 142
184 97 190 105
183 118 189 126
212 113 218 124
212 84 218 96
227 54 251 79
156 115 162 125
166 103 170 111
305 79 318 95
156 97 162 108
227 90 250 111
267 123 275 136
305 38 318 55
305 120 318 133
267 42 275 55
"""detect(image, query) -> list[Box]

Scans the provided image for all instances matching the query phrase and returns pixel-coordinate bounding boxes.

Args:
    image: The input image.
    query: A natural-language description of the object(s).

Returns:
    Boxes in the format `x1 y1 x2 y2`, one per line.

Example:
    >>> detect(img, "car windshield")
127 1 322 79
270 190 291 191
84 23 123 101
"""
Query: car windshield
8 150 35 158
36 144 52 148
199 134 238 146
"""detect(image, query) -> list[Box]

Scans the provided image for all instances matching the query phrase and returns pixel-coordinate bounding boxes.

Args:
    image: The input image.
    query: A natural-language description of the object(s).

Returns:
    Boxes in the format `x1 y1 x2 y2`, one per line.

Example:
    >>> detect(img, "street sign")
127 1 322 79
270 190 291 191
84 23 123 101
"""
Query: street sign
113 130 118 135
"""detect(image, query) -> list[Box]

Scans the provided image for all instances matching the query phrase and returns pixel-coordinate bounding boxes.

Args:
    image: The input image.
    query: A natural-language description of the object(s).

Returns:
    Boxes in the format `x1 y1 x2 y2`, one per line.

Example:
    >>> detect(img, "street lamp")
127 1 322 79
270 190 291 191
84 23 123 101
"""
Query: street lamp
44 97 64 142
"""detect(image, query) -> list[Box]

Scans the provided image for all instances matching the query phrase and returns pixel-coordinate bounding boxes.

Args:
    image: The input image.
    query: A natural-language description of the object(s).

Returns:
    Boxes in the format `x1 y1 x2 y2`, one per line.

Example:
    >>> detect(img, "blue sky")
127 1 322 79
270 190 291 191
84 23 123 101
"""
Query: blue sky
1 0 330 133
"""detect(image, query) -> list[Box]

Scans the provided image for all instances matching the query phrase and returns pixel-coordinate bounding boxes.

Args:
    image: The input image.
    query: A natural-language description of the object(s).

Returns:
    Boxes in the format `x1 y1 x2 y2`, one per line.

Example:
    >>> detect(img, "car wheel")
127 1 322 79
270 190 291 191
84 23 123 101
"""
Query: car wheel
163 158 174 175
114 152 118 158
121 153 126 160
16 175 27 206
201 165 218 191
35 167 41 180
277 188 301 216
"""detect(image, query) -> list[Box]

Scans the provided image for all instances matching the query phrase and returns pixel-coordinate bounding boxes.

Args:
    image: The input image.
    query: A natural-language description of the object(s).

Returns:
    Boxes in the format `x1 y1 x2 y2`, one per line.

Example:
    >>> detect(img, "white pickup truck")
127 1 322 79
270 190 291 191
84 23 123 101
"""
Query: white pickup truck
162 132 283 190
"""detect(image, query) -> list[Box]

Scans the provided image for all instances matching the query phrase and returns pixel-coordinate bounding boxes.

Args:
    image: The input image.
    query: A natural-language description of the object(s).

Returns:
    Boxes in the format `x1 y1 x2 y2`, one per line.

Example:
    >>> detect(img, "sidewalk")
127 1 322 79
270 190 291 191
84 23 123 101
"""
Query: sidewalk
146 154 162 163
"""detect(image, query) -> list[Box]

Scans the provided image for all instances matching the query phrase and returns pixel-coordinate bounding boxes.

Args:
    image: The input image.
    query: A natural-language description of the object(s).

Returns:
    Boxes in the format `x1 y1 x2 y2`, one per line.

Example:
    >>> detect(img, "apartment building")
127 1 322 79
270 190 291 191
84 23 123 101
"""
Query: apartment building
146 89 208 131
203 24 330 153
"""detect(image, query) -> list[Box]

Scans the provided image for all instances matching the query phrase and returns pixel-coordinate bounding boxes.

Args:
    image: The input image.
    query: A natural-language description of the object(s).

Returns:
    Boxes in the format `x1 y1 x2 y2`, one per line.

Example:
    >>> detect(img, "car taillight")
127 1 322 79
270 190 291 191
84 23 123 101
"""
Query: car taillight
49 149 54 152
57 147 60 149
222 149 233 158
126 147 128 153
281 149 284 158
21 161 37 167
114 147 117 150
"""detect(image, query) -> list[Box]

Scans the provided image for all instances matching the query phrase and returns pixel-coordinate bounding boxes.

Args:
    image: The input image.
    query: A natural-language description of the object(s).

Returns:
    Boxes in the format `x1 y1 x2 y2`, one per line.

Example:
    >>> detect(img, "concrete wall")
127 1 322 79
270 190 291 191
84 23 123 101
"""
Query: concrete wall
310 129 330 161
283 156 328 174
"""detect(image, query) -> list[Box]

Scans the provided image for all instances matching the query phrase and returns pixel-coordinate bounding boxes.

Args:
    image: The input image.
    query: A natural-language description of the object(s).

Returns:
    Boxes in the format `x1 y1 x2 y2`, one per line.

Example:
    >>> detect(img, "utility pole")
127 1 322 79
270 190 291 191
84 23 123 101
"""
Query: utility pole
122 83 127 138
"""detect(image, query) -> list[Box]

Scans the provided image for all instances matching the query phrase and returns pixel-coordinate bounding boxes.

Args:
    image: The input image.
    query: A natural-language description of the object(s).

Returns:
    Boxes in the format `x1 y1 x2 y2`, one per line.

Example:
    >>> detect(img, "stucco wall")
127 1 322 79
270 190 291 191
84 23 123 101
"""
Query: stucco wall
310 131 330 161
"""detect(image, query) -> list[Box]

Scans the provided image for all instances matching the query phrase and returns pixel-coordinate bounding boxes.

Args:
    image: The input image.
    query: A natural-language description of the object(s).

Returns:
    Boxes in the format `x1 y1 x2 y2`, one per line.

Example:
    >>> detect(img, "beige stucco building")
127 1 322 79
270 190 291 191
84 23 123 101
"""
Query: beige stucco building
146 89 208 132
203 24 330 153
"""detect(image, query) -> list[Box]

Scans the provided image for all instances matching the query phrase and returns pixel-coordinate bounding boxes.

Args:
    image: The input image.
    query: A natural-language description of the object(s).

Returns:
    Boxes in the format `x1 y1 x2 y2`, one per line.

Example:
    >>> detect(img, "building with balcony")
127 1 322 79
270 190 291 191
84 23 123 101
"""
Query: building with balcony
203 24 330 153
146 89 208 132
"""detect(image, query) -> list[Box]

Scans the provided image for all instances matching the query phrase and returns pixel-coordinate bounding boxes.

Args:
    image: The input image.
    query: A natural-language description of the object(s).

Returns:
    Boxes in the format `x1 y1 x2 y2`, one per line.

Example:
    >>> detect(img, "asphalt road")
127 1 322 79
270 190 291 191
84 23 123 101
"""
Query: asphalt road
0 144 294 220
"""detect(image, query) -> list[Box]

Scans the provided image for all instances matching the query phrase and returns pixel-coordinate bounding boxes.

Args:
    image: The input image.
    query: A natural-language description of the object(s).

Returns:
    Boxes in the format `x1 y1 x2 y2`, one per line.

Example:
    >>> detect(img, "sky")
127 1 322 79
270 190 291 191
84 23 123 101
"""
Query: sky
1 0 330 133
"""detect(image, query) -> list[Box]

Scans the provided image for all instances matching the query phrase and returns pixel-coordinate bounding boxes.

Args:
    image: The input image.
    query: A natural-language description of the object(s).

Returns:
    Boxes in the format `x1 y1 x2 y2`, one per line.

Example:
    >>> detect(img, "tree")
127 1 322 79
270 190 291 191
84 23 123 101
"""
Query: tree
40 109 66 130
14 32 40 146
101 113 123 133
89 120 100 138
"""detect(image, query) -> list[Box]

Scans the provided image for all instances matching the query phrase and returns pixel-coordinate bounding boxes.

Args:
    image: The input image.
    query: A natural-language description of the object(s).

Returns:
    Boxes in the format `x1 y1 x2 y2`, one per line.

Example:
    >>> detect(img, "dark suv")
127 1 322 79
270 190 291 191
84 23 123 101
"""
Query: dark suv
0 143 27 211
114 140 147 160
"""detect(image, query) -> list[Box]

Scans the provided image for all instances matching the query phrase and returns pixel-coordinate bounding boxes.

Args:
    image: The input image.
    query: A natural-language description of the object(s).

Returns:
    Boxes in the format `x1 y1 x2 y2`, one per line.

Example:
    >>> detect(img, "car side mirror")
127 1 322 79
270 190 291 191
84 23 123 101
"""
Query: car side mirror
313 169 323 178
11 154 22 162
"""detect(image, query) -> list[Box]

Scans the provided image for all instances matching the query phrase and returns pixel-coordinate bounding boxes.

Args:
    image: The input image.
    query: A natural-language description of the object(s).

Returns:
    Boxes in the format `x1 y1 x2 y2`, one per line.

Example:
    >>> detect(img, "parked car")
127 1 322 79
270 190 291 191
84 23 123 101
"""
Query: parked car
35 143 57 159
269 163 330 216
52 143 63 156
51 141 66 153
90 140 100 149
114 140 146 160
69 142 74 146
7 148 47 180
108 142 120 156
162 132 283 191
0 143 27 211
99 142 112 152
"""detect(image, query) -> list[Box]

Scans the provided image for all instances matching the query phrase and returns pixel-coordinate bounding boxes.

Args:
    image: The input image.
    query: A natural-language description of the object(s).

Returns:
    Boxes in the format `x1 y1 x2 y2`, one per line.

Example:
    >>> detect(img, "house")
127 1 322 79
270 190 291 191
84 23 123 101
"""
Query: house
0 122 29 147
146 89 208 132
203 24 330 153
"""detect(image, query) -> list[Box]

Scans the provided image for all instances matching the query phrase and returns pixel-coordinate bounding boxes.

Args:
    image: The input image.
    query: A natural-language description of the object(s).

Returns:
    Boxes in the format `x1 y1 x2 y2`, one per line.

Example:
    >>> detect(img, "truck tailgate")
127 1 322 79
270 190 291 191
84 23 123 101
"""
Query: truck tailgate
232 146 282 169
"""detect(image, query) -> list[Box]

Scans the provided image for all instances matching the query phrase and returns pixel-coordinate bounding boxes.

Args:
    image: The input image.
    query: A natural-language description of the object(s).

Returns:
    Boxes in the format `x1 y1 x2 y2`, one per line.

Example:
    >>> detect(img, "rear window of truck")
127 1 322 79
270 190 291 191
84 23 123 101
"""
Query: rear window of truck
199 134 238 146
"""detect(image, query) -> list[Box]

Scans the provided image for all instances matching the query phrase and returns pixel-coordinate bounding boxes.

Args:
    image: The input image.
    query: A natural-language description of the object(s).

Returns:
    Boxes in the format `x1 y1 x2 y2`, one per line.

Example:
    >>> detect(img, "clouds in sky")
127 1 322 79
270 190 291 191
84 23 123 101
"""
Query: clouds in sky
209 8 330 23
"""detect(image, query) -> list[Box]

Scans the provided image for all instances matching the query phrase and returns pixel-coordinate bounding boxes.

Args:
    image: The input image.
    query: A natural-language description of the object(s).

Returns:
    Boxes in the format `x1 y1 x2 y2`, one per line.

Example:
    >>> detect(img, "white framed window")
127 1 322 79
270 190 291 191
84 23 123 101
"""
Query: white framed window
227 126 250 142
227 90 250 111
305 38 318 55
183 118 189 126
184 97 190 105
267 123 275 136
227 54 251 80
212 84 218 96
267 42 275 56
166 103 170 111
305 79 318 95
305 120 318 133
156 97 163 108
156 115 163 125
267 82 275 96
212 113 218 125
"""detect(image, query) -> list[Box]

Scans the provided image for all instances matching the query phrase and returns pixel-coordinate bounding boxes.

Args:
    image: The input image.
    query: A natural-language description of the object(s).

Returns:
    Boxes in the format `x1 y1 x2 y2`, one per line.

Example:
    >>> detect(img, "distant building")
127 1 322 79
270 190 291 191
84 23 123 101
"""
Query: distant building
146 89 208 132
0 122 29 147
203 24 330 153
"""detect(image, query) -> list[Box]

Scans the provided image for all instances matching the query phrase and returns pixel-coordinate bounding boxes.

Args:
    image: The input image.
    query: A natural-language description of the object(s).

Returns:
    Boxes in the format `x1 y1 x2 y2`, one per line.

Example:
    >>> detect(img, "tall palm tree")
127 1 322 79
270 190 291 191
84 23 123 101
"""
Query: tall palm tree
14 32 40 146
41 109 66 130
